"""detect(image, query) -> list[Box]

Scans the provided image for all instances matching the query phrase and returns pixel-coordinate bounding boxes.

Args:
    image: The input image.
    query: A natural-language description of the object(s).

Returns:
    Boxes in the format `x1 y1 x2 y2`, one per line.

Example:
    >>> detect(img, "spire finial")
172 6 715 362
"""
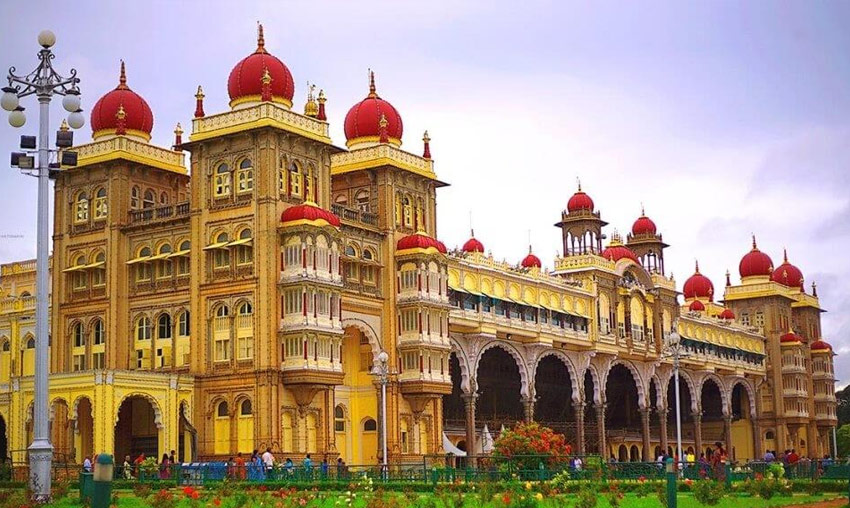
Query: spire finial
812 281 818 297
725 269 731 287
368 69 377 97
695 259 700 273
304 82 318 117
783 248 788 263
256 22 267 54
422 130 431 159
194 85 206 118
173 122 183 149
751 234 757 250
576 177 582 192
118 60 128 89
640 202 645 216
59 119 69 132
316 89 327 121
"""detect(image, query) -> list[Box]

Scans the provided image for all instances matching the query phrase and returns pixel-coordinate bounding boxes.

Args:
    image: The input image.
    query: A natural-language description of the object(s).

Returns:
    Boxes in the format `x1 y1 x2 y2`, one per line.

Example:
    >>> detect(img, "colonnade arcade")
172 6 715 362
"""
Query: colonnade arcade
442 336 760 461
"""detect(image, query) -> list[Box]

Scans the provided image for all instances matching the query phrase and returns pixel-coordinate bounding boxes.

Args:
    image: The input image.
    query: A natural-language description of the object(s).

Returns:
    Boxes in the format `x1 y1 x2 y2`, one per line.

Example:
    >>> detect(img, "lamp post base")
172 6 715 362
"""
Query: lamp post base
28 439 53 503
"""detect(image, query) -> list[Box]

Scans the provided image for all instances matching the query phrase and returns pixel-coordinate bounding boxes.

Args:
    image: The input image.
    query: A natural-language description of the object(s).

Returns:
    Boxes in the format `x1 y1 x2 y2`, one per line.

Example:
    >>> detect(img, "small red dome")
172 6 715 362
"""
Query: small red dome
771 249 804 288
632 211 657 236
811 340 831 352
521 248 542 268
397 232 444 253
739 236 773 279
683 261 714 301
90 61 154 140
227 25 295 108
344 71 403 148
462 232 485 253
780 332 803 344
435 241 447 254
280 202 340 227
718 308 735 320
601 236 637 262
689 300 705 311
567 186 594 213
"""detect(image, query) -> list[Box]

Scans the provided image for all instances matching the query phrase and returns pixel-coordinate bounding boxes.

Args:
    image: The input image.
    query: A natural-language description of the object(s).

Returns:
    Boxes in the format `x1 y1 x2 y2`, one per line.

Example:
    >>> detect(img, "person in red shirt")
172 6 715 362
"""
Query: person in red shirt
234 452 246 480
788 449 800 464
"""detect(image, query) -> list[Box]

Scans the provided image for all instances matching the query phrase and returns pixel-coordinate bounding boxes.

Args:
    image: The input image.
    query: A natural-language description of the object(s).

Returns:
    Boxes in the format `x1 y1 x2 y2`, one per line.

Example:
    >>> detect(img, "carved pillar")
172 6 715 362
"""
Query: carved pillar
595 403 606 458
640 407 651 460
573 401 586 455
723 414 733 451
462 393 477 460
658 409 669 455
692 413 703 457
522 396 535 422
752 418 762 459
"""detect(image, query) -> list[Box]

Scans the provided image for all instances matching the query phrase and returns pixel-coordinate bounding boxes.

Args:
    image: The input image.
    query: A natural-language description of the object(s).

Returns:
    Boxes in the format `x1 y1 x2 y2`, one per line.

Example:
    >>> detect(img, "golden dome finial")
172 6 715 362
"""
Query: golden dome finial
317 89 326 103
59 119 69 132
576 177 582 192
640 202 645 216
195 85 205 100
118 60 128 90
783 247 788 263
174 122 183 136
423 130 430 143
304 82 319 117
368 69 377 98
751 234 758 250
694 259 700 273
256 22 267 54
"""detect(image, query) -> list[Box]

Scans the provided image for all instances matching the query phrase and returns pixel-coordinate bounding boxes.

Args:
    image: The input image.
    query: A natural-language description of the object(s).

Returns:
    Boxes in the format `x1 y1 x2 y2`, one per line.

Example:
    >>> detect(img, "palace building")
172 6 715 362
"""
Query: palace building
0 26 837 465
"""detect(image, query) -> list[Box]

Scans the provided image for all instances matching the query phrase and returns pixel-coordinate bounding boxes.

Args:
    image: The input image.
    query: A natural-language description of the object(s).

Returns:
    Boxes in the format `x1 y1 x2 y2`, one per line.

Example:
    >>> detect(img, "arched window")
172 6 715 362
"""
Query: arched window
238 302 253 315
216 305 230 318
235 229 253 265
237 302 254 359
73 322 85 348
334 405 345 432
92 319 105 345
289 161 302 198
74 191 89 223
157 244 173 279
213 233 230 269
213 305 231 361
1 338 9 352
158 314 172 340
240 399 252 416
344 245 359 281
237 159 253 194
19 291 30 298
217 401 229 418
363 418 377 432
402 196 413 228
135 316 151 341
178 310 190 336
91 252 106 286
362 249 376 284
214 163 232 197
93 187 108 220
160 192 169 205
355 189 370 212
363 249 374 261
176 240 190 276
71 254 87 290
334 193 348 206
143 189 155 209
278 157 287 194
130 186 140 209
304 165 314 201
26 337 35 349
136 247 153 282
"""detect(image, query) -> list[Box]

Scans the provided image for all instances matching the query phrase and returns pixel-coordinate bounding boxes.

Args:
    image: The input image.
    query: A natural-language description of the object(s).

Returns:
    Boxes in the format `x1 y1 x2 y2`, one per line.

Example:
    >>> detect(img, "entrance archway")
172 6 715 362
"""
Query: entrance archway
701 378 724 457
477 347 523 429
50 399 73 463
666 375 694 456
114 396 160 462
0 416 7 462
729 382 754 460
75 397 94 463
534 355 574 440
584 370 600 453
606 364 639 430
442 353 466 427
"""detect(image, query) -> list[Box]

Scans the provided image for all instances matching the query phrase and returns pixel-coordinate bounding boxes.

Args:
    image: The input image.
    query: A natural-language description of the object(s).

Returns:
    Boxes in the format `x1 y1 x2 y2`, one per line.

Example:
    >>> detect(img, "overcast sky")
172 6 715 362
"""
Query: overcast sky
1 1 849 381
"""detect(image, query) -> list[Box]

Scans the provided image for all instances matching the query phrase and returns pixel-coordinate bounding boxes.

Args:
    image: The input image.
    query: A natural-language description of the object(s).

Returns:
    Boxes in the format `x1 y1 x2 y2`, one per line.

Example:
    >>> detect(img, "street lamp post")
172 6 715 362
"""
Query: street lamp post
373 351 390 476
663 322 689 465
2 30 83 503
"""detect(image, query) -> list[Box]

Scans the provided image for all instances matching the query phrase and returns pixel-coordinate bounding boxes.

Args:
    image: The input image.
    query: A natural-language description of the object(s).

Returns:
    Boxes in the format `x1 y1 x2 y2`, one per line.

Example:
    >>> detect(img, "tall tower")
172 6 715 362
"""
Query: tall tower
625 207 668 274
555 184 607 256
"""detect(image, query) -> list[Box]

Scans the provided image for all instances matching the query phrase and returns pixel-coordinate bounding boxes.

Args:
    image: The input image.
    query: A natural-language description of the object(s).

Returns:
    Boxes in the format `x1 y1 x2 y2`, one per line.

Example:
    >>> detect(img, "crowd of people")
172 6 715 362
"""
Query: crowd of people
220 449 351 480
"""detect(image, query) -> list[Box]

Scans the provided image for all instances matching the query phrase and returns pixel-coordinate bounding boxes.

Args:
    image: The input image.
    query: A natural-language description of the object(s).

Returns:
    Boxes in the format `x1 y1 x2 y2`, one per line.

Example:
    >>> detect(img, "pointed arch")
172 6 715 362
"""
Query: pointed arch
448 336 473 394
115 392 163 429
726 377 756 418
474 340 530 398
341 318 381 368
698 373 729 415
533 350 580 403
607 359 647 408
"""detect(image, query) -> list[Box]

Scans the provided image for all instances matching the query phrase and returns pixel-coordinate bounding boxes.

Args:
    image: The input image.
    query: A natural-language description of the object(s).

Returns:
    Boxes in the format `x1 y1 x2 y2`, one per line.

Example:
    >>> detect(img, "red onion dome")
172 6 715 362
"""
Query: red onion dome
601 234 638 262
718 308 735 320
689 300 705 312
435 241 447 254
397 232 444 253
90 61 154 142
280 201 340 227
683 261 714 301
344 71 403 149
780 331 803 344
521 247 542 269
567 183 594 213
771 249 804 288
739 236 774 279
227 25 295 109
631 207 657 236
462 230 485 253
811 340 832 353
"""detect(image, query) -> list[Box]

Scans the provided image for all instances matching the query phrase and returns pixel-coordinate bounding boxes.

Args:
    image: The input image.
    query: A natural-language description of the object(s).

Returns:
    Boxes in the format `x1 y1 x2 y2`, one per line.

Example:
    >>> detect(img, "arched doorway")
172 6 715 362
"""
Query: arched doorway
648 379 661 460
701 378 724 459
114 396 160 463
534 355 574 442
618 444 628 462
477 347 523 430
666 375 694 457
584 370 599 453
0 416 7 462
729 382 754 460
337 325 380 464
50 399 74 462
442 353 466 429
630 445 640 462
75 398 94 463
606 364 639 458
178 402 195 463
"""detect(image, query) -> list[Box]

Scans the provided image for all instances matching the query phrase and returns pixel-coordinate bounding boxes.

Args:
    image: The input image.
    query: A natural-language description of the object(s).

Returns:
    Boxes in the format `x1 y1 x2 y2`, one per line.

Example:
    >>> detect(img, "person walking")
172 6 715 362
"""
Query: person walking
262 447 275 478
82 455 92 473
123 455 133 479
303 454 313 480
235 452 247 480
159 453 171 479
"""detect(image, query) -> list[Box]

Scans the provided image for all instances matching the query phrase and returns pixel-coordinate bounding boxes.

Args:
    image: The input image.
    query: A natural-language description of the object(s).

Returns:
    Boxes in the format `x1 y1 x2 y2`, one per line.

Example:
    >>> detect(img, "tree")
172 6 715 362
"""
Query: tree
493 422 572 470
836 385 850 427
835 424 850 458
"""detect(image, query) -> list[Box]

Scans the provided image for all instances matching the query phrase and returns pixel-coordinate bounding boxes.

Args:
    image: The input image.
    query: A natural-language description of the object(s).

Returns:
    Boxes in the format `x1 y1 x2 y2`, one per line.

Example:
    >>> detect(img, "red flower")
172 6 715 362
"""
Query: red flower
183 486 195 496
259 485 268 492
502 493 512 505
638 475 646 482
213 498 221 506
191 491 200 500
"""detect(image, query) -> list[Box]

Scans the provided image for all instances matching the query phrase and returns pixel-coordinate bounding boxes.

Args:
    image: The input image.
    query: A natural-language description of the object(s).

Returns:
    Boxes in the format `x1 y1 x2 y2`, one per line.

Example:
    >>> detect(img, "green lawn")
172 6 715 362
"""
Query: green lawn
37 492 845 508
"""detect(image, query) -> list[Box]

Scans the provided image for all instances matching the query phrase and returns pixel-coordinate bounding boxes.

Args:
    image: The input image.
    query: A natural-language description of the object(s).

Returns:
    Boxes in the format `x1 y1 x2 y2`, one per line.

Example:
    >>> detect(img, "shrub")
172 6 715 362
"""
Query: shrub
604 483 624 508
655 483 668 508
575 484 597 508
766 462 785 479
691 479 725 506
149 489 176 508
493 422 572 471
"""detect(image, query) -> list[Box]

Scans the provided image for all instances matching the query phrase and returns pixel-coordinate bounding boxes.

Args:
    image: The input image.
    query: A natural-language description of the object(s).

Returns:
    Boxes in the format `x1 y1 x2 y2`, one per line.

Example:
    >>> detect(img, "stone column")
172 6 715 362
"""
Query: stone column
640 407 651 460
595 403 607 459
658 408 669 455
723 414 733 452
522 396 535 422
573 401 586 456
752 418 762 459
462 393 477 460
692 413 703 457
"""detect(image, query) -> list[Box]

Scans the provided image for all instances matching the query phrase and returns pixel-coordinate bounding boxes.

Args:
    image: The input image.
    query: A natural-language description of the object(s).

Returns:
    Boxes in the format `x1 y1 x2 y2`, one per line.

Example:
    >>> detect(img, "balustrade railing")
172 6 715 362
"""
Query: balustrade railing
129 201 190 224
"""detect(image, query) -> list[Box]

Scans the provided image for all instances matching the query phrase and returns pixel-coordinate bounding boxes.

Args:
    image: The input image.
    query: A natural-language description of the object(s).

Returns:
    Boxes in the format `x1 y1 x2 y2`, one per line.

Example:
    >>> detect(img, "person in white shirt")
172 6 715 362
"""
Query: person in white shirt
83 456 92 473
261 447 275 472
